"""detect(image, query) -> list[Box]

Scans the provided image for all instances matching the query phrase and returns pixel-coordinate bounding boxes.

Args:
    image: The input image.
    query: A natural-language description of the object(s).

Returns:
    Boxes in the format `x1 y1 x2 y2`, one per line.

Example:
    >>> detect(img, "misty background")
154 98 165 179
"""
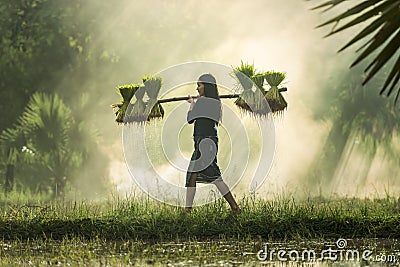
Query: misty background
1 0 398 200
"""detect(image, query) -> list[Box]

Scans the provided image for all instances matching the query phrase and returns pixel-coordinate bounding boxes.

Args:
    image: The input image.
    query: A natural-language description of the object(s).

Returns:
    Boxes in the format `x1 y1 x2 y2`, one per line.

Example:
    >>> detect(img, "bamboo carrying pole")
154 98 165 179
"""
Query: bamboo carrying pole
157 87 287 104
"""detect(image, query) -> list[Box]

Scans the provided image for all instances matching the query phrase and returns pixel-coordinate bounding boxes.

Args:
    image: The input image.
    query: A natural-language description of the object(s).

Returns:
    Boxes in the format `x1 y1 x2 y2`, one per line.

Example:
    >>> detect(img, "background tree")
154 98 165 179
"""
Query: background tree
0 128 26 193
0 0 110 133
0 92 106 196
309 0 400 102
18 93 78 195
304 68 400 194
0 0 113 195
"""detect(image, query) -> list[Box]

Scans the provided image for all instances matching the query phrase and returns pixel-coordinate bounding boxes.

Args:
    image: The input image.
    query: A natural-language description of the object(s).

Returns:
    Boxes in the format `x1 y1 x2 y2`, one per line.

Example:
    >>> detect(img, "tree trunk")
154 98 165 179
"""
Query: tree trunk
5 164 14 193
303 118 353 195
53 176 66 198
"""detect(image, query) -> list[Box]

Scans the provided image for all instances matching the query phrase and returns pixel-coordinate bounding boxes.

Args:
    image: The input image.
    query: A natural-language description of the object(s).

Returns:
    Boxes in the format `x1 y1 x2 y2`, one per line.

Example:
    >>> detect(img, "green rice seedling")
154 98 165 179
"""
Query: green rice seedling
235 61 256 81
251 73 266 93
143 75 164 121
264 71 287 114
111 84 140 123
233 61 255 92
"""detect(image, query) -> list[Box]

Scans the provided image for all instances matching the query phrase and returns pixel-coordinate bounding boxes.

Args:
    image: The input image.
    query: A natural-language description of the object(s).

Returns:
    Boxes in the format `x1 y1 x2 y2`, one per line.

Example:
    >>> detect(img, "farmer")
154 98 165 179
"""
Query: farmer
184 73 240 214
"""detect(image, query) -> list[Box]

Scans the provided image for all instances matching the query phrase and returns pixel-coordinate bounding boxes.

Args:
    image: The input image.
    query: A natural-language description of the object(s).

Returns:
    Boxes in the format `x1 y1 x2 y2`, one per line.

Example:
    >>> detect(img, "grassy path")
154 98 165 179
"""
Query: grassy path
1 196 399 240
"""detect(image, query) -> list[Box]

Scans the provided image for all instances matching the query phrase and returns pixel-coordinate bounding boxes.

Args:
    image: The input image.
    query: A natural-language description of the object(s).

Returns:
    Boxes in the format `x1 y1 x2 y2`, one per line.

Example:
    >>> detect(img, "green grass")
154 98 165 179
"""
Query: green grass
0 194 399 241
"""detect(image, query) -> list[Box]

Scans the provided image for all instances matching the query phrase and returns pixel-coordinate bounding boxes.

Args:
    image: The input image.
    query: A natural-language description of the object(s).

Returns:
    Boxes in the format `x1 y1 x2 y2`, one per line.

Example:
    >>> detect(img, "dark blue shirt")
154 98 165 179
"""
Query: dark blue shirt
187 97 221 137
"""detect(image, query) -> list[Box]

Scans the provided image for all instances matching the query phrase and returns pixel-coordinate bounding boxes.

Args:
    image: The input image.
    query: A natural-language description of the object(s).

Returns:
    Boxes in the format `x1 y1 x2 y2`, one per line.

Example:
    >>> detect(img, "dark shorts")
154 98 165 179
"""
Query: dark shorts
185 135 223 187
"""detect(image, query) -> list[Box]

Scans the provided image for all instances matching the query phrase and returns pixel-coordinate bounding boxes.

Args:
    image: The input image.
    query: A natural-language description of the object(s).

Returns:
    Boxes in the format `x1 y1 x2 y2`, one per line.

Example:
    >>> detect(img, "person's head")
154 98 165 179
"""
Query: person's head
197 73 222 123
197 73 220 100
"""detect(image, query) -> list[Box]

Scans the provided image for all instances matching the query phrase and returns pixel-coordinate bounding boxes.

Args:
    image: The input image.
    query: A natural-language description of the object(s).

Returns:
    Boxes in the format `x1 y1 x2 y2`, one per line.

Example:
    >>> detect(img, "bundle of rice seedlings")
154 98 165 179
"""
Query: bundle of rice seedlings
143 75 164 121
264 71 287 114
127 85 148 123
233 62 255 112
112 84 140 124
233 61 255 91
233 62 269 116
265 71 285 87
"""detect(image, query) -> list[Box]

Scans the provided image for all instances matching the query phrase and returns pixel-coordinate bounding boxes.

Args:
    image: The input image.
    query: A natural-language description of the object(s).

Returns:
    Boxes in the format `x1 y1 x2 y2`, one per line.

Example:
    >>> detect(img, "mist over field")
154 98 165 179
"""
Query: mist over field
1 0 398 200
84 0 398 199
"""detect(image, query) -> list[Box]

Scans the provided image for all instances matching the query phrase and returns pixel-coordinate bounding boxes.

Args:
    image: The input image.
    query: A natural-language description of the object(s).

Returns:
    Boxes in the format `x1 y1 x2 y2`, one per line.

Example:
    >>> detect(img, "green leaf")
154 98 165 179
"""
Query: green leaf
382 55 400 96
310 0 348 12
362 29 400 85
311 0 400 103
337 4 399 51
325 1 396 37
316 0 382 28
350 18 400 65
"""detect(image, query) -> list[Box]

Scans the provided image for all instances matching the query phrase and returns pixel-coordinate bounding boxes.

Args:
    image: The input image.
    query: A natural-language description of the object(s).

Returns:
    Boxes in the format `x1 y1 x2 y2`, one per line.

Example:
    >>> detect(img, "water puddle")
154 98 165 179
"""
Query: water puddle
0 238 399 266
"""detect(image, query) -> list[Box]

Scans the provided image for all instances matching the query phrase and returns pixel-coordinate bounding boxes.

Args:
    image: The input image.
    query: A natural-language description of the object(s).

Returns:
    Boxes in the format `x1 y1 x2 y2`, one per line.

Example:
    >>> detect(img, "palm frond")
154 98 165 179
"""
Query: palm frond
0 127 25 151
316 0 385 29
362 31 400 84
311 0 400 102
310 0 348 12
349 18 399 63
0 127 26 164
18 92 72 153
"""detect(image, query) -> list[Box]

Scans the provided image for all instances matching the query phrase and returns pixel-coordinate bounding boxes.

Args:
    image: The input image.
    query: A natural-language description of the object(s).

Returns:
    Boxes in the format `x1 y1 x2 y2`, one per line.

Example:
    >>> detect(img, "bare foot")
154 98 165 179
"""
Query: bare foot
231 206 241 215
182 207 192 214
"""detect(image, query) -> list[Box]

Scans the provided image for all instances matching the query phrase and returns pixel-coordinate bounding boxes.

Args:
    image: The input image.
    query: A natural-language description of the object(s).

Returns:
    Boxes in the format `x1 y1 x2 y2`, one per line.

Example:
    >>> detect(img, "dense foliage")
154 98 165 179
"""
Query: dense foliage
0 0 112 194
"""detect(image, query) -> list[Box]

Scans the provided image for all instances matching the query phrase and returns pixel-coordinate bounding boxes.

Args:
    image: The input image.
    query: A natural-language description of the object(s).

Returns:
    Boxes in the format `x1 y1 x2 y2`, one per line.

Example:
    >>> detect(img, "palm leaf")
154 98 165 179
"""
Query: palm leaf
330 1 397 40
384 56 400 99
310 0 348 12
311 0 400 103
18 93 72 153
338 4 399 51
316 0 387 30
0 127 25 164
362 30 400 85
350 17 400 64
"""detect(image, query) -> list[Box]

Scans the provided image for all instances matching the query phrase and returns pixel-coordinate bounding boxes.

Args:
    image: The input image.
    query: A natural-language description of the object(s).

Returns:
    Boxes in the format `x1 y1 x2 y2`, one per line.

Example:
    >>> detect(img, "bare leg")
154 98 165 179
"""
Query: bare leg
214 180 240 214
184 173 197 213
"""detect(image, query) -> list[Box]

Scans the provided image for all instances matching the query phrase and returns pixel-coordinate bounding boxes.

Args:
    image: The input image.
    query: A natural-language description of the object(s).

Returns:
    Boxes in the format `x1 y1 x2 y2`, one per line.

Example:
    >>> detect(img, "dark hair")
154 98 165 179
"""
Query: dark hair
198 73 220 100
198 73 222 123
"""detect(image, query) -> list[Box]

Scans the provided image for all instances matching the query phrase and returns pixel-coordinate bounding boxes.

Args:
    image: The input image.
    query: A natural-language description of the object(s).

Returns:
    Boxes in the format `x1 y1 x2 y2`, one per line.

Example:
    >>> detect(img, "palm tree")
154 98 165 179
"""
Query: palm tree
309 0 400 102
2 92 105 196
16 92 81 195
304 69 400 194
0 127 26 192
19 93 79 194
336 79 399 189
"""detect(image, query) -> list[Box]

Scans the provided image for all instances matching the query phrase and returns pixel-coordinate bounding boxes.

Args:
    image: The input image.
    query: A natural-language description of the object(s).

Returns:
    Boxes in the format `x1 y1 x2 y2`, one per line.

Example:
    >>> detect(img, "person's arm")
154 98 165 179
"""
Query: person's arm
187 96 199 124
